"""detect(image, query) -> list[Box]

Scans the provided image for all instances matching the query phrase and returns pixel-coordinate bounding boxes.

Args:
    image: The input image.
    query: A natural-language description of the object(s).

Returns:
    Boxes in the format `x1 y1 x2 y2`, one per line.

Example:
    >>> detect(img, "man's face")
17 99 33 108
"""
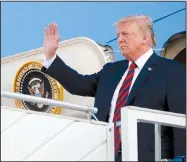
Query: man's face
117 21 144 60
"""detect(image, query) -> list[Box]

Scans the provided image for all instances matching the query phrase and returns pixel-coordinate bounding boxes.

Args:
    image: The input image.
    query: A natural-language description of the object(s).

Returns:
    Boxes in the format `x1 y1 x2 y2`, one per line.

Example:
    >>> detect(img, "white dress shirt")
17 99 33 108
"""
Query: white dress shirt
43 48 154 123
43 55 57 69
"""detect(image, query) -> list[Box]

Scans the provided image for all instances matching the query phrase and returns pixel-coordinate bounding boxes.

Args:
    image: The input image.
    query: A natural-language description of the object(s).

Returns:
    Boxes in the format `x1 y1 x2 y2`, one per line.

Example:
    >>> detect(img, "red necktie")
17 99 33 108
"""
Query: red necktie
113 62 137 157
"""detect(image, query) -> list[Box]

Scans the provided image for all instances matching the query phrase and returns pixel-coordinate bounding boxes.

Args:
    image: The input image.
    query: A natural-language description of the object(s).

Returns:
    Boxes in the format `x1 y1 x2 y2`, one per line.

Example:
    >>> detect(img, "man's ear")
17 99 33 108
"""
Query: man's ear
142 35 149 45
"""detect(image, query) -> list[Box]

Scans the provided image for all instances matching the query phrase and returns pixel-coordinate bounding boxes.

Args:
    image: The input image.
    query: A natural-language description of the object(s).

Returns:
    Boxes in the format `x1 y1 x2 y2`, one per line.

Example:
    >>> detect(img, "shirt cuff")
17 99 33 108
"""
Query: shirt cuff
43 55 57 69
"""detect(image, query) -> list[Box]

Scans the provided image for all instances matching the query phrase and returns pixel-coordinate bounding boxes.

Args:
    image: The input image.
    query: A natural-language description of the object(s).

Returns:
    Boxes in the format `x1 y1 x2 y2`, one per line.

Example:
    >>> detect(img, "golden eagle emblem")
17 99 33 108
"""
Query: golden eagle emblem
27 78 49 108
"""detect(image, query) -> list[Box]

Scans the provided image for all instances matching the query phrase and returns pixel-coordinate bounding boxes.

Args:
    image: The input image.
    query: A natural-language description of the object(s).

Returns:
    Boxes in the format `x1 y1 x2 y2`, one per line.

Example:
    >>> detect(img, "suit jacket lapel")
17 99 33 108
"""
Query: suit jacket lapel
126 52 159 105
108 60 129 102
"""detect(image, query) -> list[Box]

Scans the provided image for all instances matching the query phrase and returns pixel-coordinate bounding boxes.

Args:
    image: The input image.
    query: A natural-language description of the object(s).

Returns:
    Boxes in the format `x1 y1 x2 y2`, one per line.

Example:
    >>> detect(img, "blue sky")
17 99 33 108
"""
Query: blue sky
1 2 186 60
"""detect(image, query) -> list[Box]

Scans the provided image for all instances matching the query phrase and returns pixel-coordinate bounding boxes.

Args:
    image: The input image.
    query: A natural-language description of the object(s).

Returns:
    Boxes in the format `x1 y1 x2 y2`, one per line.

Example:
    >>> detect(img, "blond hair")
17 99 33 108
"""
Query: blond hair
115 15 156 47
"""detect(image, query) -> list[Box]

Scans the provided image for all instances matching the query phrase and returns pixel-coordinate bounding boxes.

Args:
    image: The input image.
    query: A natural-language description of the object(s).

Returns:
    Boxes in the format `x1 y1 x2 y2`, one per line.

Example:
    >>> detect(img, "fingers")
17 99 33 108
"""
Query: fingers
44 25 50 37
44 22 58 36
53 22 58 36
44 27 48 37
48 24 53 35
54 23 61 41
51 22 60 39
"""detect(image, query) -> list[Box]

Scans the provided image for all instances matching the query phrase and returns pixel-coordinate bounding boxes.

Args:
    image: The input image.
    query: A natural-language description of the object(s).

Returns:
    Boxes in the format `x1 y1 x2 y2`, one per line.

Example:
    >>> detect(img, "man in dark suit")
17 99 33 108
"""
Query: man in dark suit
41 15 186 161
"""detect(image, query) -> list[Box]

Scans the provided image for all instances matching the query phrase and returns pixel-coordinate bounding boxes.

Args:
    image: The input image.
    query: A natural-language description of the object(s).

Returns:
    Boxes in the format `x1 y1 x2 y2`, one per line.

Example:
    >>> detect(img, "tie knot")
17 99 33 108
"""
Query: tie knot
130 62 137 70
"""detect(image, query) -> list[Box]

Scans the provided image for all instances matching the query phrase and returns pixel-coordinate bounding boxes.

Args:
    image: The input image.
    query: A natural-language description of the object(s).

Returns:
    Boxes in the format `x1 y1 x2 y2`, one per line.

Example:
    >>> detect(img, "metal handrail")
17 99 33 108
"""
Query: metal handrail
120 106 186 161
1 91 98 114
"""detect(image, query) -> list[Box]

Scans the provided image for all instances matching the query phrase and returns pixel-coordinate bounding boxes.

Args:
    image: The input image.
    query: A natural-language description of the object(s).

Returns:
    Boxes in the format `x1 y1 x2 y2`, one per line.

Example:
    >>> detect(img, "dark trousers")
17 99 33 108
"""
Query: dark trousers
115 152 122 161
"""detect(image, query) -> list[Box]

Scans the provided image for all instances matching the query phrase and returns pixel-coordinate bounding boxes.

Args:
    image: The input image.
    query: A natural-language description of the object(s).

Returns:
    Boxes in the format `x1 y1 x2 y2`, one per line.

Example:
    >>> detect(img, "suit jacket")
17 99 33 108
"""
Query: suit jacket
41 52 186 161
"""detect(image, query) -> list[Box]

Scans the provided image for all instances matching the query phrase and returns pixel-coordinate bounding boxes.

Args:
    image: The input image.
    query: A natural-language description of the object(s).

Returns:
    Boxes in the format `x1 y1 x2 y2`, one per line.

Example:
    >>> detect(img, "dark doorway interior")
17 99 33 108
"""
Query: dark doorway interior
174 48 186 69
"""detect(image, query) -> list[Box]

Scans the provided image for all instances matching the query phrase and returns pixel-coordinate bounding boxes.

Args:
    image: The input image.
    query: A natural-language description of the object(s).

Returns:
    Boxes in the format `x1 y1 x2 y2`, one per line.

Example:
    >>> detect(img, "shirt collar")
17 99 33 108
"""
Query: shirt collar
128 48 154 70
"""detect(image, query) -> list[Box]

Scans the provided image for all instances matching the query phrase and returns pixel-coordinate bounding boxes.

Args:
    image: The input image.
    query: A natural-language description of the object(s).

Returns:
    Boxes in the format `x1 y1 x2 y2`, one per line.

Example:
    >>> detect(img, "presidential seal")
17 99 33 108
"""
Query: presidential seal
13 61 63 114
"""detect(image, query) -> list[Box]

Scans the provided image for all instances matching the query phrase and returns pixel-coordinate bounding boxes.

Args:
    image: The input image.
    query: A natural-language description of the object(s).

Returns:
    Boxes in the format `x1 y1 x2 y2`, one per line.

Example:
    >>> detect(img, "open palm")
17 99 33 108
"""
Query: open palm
43 22 61 60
